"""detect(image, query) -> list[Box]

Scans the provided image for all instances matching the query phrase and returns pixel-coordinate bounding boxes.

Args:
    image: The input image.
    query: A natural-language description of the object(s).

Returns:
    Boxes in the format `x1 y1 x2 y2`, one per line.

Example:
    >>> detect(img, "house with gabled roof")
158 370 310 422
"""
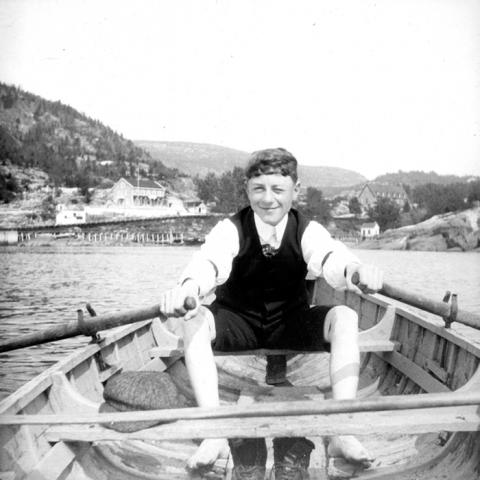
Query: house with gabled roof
111 177 166 207
358 182 410 210
360 221 380 238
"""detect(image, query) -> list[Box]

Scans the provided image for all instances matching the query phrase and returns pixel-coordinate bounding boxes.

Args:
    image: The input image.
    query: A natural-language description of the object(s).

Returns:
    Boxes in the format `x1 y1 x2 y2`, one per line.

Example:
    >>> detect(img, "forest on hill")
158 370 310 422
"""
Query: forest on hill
0 83 177 202
374 170 476 186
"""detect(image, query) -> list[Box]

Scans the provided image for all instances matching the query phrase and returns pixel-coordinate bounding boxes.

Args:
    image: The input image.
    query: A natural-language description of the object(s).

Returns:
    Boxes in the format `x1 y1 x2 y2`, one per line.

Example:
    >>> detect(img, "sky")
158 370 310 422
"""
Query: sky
0 0 479 179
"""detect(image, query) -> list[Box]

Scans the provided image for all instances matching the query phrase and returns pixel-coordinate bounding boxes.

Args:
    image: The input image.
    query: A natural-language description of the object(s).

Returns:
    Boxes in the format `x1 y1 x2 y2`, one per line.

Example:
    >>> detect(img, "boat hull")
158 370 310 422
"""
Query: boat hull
1 278 480 479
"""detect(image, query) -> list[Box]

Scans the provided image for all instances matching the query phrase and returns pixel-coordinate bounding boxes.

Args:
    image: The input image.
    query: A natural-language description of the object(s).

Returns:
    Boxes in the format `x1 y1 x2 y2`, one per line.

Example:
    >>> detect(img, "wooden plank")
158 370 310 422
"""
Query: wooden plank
44 405 480 442
69 357 103 403
445 341 459 386
358 305 396 345
376 351 451 393
389 307 480 358
24 441 89 480
139 357 168 372
47 373 98 415
424 358 449 383
148 340 398 359
20 395 55 463
97 363 122 382
2 425 39 475
451 350 479 389
359 297 378 330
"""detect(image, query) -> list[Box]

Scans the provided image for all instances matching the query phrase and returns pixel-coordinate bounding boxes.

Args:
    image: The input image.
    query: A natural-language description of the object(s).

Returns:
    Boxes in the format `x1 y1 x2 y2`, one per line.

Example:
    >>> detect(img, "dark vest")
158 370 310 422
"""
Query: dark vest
215 207 310 320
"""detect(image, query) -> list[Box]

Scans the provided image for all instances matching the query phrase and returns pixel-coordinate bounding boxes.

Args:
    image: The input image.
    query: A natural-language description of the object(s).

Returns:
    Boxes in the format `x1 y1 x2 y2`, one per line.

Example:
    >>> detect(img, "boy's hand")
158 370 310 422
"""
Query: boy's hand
345 263 383 294
159 279 200 321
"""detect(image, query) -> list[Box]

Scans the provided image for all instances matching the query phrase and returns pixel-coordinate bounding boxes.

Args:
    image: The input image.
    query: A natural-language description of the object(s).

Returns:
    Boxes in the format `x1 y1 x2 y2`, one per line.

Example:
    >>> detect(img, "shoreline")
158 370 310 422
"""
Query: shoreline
1 238 478 253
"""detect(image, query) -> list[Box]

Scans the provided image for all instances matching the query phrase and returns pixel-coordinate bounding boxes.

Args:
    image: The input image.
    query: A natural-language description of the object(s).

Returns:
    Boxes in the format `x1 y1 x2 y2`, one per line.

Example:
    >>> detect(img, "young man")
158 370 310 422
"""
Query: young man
159 148 383 479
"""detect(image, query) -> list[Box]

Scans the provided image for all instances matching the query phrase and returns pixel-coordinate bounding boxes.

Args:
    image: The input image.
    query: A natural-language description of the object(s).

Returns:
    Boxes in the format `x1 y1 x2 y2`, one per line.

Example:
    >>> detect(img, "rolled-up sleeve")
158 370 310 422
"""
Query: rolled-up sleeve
301 221 360 290
179 219 239 296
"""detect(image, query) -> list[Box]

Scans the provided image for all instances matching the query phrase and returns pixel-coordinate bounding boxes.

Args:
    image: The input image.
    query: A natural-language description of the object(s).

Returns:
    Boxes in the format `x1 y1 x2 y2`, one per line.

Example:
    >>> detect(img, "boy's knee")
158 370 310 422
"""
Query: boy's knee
183 306 216 343
325 306 358 342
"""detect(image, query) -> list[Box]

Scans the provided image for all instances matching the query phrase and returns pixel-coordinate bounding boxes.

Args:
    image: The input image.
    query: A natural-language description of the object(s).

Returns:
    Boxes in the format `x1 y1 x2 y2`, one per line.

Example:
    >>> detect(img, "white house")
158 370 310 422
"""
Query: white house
360 221 380 238
55 206 87 225
111 178 166 207
184 199 207 214
165 195 187 215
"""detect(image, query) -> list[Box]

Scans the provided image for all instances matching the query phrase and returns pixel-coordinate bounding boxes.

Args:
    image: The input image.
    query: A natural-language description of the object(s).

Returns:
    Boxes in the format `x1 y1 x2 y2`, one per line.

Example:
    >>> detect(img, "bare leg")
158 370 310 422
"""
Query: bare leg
324 306 373 465
182 307 229 470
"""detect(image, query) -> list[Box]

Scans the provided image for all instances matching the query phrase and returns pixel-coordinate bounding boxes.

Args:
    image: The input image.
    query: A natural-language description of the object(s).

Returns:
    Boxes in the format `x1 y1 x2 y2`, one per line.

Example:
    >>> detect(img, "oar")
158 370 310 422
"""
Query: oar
0 297 196 353
1 390 480 425
352 272 480 330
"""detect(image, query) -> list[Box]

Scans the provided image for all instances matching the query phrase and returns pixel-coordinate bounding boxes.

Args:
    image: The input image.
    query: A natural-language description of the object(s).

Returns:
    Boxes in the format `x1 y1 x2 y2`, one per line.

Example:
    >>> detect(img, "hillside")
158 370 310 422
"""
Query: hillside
0 83 175 194
135 140 249 177
136 140 367 188
374 170 478 187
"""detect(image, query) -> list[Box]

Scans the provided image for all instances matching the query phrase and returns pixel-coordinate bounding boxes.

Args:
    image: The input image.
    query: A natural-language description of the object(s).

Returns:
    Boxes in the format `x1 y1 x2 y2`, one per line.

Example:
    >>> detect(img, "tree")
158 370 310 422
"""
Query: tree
412 183 467 216
368 197 401 231
194 167 248 213
40 194 56 221
348 196 362 215
0 171 19 203
76 170 93 203
215 167 248 213
299 187 331 225
194 172 220 204
467 180 480 205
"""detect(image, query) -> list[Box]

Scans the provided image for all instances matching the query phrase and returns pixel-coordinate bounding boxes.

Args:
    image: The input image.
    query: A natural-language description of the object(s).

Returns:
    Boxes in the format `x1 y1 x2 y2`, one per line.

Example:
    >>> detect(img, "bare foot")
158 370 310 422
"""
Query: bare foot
186 438 229 471
328 435 374 466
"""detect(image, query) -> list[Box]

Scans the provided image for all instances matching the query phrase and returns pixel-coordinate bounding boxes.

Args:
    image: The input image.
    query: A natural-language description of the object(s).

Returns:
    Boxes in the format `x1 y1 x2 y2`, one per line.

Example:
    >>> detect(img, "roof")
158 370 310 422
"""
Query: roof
122 177 165 189
363 183 407 196
361 222 379 229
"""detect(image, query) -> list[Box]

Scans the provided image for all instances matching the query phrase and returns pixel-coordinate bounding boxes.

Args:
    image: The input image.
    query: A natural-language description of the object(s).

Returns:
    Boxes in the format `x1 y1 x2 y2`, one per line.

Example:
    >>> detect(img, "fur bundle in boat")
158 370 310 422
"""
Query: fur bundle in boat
99 370 190 432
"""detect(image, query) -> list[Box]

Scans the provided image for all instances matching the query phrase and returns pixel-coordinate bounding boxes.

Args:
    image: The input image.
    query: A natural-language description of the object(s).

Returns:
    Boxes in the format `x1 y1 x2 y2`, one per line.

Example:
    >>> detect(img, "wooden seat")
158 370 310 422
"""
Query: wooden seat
148 341 397 360
148 305 398 384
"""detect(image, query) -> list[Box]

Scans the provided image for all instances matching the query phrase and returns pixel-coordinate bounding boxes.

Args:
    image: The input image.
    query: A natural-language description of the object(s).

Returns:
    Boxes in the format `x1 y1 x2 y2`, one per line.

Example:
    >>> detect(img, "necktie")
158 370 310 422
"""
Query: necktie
262 229 279 258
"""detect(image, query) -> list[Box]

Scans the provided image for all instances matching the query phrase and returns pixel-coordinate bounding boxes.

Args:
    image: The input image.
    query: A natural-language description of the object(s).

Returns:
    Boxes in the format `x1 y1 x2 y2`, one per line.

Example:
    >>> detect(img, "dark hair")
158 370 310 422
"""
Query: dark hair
245 148 298 182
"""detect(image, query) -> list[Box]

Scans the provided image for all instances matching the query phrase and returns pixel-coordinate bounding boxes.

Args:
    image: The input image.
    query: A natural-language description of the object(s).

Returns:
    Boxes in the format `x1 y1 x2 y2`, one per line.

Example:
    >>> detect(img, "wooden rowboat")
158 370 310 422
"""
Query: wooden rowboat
1 277 480 479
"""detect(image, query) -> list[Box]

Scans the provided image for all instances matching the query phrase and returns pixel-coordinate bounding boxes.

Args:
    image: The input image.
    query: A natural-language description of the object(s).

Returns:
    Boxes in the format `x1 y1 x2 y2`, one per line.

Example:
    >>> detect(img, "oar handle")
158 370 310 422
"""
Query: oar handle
183 296 197 311
350 271 362 288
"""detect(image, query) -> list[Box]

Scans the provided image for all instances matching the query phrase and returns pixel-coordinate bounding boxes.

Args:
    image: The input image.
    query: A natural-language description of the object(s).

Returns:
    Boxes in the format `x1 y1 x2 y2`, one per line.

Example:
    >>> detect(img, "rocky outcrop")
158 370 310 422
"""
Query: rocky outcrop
359 207 480 252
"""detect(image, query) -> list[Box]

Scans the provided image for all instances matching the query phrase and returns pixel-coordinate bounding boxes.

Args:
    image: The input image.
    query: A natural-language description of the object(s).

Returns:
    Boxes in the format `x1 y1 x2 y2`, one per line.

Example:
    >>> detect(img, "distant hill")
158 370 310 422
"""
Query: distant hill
298 165 366 189
374 170 478 187
135 140 249 177
0 83 175 192
136 140 367 189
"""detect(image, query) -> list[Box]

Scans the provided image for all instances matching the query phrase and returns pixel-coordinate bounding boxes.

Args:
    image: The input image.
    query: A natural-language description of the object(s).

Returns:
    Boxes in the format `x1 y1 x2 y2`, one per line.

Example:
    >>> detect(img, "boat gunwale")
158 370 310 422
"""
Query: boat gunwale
352 289 480 358
0 320 153 416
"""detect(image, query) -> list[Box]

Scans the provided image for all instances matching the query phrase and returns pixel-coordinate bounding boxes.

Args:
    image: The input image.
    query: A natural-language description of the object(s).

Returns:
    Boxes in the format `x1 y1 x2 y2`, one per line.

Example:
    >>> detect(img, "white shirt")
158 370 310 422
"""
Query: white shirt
254 212 287 249
180 212 360 296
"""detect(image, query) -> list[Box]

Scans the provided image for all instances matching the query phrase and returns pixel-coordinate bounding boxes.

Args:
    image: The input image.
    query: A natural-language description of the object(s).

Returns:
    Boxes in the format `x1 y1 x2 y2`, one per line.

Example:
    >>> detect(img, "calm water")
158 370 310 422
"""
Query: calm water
0 246 479 399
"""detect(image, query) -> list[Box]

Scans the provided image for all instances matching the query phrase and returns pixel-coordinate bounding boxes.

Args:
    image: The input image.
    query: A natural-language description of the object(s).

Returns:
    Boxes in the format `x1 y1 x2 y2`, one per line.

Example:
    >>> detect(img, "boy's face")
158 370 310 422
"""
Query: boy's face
246 174 300 226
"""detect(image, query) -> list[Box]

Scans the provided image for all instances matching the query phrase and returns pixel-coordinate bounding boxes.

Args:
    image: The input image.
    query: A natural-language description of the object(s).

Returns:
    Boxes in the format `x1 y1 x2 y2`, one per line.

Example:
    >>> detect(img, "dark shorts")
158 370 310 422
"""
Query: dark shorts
208 301 332 353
